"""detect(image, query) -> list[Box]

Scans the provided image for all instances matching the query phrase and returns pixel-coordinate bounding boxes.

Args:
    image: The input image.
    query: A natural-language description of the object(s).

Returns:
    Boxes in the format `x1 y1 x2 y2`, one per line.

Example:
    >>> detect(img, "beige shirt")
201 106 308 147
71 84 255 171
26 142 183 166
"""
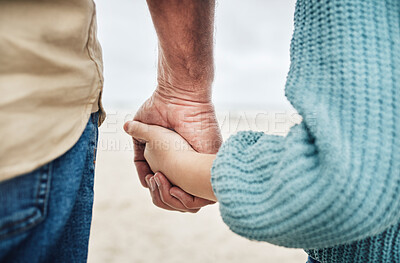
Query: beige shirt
0 0 106 181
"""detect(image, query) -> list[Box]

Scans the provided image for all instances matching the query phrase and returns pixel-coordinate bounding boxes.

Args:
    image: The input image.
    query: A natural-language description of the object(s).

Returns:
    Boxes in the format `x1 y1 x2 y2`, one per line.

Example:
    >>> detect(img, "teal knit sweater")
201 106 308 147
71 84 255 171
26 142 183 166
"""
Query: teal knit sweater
210 0 400 262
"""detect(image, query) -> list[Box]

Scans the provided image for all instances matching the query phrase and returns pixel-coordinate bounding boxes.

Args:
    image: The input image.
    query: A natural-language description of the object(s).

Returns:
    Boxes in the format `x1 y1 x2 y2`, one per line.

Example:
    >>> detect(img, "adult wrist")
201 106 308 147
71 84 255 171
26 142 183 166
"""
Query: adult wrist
155 79 213 104
155 50 214 104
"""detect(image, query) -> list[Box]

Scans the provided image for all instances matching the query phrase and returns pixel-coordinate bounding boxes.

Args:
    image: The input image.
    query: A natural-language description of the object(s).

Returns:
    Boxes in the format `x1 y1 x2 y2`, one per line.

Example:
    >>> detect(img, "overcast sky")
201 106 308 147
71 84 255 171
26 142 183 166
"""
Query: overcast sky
96 0 297 111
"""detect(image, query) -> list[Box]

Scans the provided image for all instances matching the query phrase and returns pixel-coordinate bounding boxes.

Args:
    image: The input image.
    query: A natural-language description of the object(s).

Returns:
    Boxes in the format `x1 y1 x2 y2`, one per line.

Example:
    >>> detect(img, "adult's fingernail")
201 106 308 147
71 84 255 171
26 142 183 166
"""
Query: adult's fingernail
154 175 160 187
149 178 156 191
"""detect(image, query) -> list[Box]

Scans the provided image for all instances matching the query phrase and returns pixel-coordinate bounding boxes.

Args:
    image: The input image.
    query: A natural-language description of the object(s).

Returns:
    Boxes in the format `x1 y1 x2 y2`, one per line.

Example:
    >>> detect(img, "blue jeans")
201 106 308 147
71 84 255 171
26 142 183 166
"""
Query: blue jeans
0 112 99 262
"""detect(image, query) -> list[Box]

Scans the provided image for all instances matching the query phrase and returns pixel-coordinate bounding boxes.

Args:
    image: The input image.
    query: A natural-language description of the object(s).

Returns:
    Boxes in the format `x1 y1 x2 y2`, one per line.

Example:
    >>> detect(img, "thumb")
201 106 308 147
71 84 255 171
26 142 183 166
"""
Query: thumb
124 121 152 142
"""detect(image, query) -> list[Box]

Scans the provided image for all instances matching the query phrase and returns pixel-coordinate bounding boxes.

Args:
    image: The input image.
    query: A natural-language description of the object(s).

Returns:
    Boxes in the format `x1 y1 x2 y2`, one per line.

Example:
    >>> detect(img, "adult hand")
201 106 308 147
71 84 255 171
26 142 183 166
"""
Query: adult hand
127 88 222 212
126 0 219 212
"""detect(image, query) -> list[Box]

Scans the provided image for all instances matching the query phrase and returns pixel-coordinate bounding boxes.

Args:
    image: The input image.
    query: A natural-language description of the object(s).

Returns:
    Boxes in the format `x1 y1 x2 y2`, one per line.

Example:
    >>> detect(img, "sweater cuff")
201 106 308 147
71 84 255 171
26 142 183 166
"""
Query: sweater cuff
210 124 321 248
211 130 286 239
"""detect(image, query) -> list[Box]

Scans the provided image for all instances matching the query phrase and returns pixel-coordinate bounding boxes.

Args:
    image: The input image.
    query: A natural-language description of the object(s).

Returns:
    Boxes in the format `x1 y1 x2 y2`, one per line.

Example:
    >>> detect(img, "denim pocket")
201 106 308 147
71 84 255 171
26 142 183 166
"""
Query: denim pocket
0 164 51 240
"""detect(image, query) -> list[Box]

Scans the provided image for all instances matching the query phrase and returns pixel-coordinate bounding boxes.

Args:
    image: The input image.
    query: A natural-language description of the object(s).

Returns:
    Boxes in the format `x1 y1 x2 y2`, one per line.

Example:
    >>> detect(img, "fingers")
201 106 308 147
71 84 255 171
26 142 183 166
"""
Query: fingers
135 159 152 188
169 186 215 209
154 173 200 213
124 121 152 142
147 173 200 213
156 172 214 211
125 118 216 212
145 174 176 211
133 139 151 188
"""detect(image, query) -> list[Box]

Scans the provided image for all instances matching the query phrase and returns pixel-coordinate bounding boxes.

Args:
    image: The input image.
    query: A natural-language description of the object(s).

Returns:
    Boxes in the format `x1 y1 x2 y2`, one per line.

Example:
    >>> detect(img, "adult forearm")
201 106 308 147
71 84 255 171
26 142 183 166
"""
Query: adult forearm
146 0 215 102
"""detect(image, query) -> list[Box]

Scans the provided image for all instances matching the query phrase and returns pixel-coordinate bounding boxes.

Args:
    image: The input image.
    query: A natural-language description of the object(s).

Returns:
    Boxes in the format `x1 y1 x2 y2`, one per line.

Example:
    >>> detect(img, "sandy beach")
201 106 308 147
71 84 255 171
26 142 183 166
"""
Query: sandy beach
87 110 306 263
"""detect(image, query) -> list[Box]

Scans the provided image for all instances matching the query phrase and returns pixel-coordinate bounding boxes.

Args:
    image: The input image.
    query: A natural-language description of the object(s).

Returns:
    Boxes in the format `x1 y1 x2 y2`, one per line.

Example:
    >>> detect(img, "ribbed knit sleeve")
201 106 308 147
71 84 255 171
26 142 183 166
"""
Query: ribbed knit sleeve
211 0 400 250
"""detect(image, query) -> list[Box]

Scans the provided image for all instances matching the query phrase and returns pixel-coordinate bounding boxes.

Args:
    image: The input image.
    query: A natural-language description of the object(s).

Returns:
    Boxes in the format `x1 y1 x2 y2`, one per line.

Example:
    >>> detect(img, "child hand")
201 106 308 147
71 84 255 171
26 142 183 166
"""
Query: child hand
125 121 217 201
127 121 196 184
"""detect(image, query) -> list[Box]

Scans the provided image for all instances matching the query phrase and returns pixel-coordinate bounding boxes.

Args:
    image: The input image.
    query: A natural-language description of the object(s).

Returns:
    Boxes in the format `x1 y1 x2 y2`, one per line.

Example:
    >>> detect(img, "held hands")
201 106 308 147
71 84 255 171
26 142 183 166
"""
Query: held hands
135 0 218 212
125 120 196 186
124 120 217 203
126 90 222 212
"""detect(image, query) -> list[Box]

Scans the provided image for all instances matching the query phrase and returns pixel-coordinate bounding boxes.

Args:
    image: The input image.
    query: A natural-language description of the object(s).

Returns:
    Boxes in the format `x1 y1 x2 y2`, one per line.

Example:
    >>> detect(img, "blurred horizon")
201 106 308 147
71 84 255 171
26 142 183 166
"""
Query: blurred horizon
96 0 297 112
